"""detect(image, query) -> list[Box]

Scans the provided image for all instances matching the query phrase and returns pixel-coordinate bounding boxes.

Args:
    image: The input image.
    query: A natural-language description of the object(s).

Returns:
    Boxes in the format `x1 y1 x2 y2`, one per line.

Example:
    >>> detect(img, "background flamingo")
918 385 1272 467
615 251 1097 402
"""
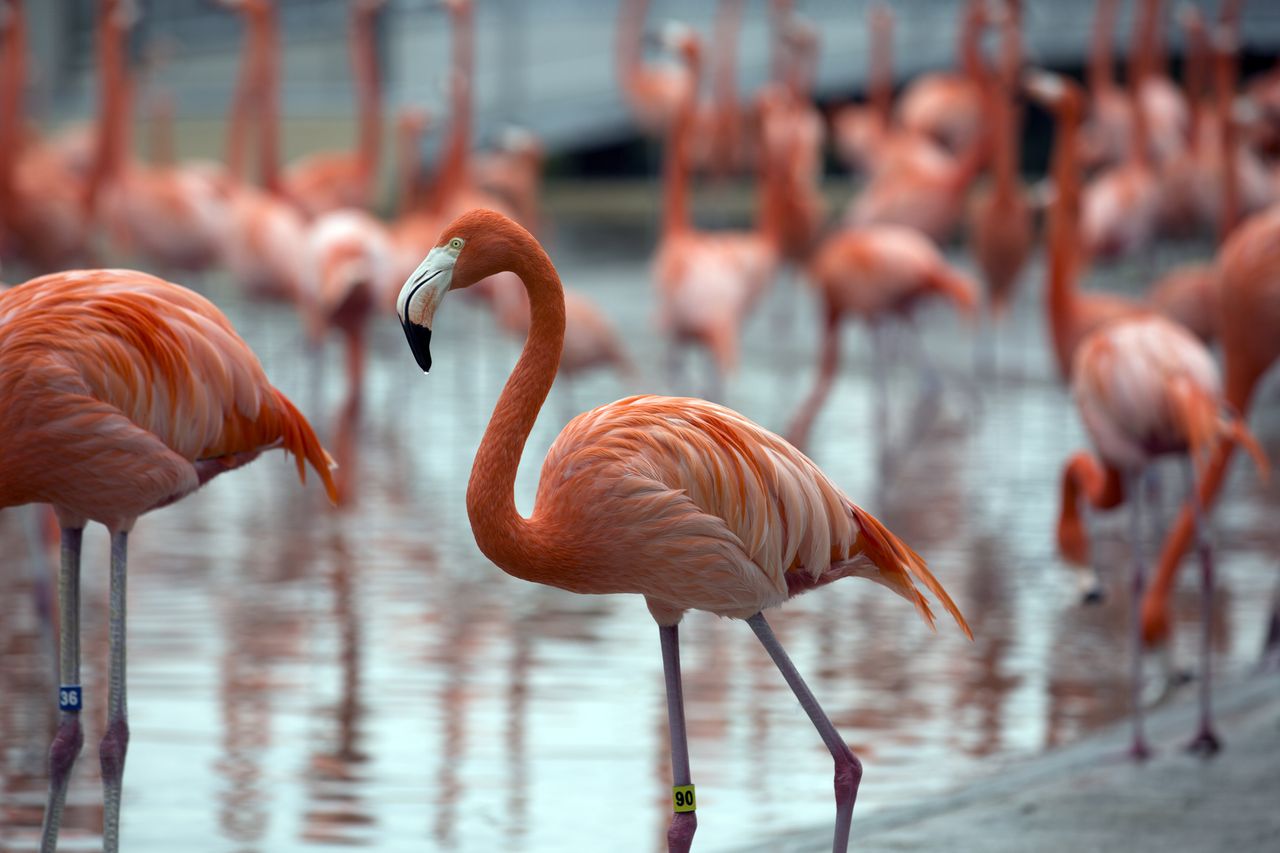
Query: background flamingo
0 270 337 853
395 208 971 853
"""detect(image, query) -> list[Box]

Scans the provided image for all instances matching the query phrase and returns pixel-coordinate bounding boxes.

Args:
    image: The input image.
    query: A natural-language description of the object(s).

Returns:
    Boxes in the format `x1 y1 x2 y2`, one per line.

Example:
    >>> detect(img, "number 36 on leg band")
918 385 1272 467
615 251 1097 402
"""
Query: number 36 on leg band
672 784 696 813
59 685 82 713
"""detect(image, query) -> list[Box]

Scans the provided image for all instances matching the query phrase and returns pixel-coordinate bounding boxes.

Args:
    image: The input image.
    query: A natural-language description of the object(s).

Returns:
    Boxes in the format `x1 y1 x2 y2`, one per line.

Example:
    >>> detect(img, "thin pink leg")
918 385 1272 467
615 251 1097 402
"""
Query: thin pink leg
100 531 131 852
40 527 85 853
747 612 860 853
1185 464 1222 755
1126 473 1152 762
659 624 697 853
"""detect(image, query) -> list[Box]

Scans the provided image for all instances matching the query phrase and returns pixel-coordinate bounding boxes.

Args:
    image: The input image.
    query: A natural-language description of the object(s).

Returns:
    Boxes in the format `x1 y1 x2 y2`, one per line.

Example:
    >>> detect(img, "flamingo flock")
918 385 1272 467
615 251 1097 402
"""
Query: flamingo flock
1 1 1279 852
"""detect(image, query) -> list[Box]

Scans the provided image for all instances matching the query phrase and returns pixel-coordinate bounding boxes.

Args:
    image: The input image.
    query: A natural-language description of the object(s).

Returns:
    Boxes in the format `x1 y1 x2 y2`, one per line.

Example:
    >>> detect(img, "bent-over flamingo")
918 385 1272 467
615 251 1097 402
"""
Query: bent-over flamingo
786 224 977 468
0 270 337 853
1063 315 1265 758
395 208 971 853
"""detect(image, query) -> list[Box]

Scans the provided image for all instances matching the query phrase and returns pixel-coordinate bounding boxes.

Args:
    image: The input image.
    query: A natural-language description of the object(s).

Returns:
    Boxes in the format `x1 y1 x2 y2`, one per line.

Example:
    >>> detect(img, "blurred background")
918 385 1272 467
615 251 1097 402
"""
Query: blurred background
2 1 1280 851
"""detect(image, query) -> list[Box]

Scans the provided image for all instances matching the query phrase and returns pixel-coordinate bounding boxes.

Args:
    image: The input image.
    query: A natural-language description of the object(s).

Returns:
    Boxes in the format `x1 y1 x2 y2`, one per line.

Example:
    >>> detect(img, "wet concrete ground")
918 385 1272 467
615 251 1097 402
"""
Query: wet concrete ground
0 190 1277 852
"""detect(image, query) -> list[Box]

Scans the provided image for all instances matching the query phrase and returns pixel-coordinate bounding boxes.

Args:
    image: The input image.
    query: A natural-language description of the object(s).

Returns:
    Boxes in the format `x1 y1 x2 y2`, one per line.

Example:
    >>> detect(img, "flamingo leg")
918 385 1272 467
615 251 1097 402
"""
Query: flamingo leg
40 527 85 853
1126 472 1152 762
1185 462 1222 755
870 323 892 486
784 304 840 451
747 612 860 853
100 531 131 852
659 624 697 853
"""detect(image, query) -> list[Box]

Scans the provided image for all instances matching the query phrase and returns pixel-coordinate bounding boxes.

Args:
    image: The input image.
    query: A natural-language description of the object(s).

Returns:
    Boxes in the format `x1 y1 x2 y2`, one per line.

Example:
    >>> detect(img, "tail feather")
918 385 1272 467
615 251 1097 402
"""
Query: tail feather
272 388 339 504
850 503 973 639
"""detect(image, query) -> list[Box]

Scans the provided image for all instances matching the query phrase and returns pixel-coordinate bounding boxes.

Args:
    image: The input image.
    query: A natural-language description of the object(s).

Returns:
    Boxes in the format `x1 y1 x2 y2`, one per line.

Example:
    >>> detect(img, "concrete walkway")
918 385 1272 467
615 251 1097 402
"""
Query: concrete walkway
737 675 1280 853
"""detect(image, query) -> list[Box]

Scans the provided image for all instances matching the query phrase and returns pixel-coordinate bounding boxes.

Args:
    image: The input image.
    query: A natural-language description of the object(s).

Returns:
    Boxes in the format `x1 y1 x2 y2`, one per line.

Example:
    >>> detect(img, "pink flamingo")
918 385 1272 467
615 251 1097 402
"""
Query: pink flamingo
282 0 386 218
395 208 972 853
303 209 394 503
1062 315 1264 758
785 224 977 463
615 0 693 136
0 0 94 270
217 0 309 304
653 29 781 397
0 270 336 853
968 0 1034 321
894 0 988 159
1142 201 1280 667
1024 71 1147 381
1080 0 1131 170
84 0 234 274
830 4 954 182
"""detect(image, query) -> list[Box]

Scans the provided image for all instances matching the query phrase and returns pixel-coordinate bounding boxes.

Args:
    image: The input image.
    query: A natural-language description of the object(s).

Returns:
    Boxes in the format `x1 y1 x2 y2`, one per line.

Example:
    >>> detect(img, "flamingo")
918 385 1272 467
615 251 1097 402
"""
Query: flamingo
394 208 972 853
1080 0 1131 170
1061 315 1265 758
302 209 394 503
0 270 337 853
0 0 94 271
84 0 233 274
1024 71 1147 381
653 29 781 397
894 0 988 159
615 0 693 136
785 225 978 463
764 12 826 263
1142 202 1280 665
968 0 1034 322
830 4 953 182
282 0 386 218
217 0 309 304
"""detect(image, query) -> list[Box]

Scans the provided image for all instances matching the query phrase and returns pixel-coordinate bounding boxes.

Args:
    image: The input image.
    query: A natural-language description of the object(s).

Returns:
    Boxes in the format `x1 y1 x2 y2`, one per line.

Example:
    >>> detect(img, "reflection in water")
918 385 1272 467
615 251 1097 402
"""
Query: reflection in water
0 225 1275 852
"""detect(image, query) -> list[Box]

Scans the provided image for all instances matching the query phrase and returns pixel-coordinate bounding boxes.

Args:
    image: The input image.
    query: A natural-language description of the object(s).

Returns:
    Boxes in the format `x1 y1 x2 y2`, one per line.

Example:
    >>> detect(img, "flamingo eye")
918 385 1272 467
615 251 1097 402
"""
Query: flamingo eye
448 237 464 251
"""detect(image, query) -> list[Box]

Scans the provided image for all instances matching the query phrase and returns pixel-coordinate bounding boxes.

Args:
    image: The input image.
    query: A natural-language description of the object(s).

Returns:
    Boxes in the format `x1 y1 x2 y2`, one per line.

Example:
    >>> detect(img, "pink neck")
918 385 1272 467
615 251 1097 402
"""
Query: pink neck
436 3 473 210
351 4 382 181
465 226 565 585
1088 0 1119 95
1047 100 1083 377
662 47 700 237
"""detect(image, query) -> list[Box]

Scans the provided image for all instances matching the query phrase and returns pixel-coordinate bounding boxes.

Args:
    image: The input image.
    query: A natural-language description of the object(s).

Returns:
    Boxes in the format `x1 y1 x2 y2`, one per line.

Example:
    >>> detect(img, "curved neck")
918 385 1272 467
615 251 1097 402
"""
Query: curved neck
662 48 699 238
1047 100 1082 376
465 228 565 583
1131 0 1163 85
712 0 743 131
394 118 424 217
225 6 259 179
1088 0 1119 95
1182 11 1207 151
351 4 381 179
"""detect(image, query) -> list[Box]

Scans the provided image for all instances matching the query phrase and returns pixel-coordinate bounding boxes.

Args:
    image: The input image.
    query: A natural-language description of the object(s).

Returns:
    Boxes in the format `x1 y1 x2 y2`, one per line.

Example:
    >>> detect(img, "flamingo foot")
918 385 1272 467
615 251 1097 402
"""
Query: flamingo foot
1186 728 1222 757
1128 736 1153 763
667 812 697 853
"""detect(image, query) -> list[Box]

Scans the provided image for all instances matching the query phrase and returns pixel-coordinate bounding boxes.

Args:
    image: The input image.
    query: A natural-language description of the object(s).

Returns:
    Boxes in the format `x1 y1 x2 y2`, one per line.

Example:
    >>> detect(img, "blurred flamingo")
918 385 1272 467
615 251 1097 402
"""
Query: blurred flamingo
474 126 546 236
217 0 309 304
303 209 394 504
1080 0 1130 170
894 0 988 159
1061 315 1265 759
785 224 977 467
615 0 692 136
653 29 781 398
968 0 1033 324
1143 203 1280 665
84 0 233 274
395 208 972 853
282 0 386 218
0 270 336 853
1025 71 1147 381
0 0 94 270
830 4 953 182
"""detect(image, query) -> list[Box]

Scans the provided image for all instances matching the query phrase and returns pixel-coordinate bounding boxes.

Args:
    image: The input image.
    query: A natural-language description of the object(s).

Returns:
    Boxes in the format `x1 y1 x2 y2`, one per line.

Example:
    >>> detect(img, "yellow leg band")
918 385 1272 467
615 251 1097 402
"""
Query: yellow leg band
672 784 696 813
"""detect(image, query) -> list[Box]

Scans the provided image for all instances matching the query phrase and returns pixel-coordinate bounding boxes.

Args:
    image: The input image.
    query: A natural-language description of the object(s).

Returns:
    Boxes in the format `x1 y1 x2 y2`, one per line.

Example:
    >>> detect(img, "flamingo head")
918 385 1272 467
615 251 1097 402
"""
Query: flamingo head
1022 70 1084 120
398 209 534 373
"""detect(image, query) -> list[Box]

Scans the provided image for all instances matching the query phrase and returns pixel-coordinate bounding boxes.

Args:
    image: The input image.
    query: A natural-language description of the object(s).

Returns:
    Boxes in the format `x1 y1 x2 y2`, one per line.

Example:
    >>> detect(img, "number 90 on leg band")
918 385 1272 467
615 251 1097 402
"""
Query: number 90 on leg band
672 784 696 813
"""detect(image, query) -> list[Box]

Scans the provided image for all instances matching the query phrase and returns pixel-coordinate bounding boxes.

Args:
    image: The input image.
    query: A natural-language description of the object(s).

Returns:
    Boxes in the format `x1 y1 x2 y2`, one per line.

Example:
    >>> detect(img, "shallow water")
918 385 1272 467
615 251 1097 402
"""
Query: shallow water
1 209 1277 852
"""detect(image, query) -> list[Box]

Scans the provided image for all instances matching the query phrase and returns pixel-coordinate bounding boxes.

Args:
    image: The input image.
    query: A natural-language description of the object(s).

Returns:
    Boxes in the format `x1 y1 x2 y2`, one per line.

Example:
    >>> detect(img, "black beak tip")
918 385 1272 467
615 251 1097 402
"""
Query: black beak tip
402 321 432 374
